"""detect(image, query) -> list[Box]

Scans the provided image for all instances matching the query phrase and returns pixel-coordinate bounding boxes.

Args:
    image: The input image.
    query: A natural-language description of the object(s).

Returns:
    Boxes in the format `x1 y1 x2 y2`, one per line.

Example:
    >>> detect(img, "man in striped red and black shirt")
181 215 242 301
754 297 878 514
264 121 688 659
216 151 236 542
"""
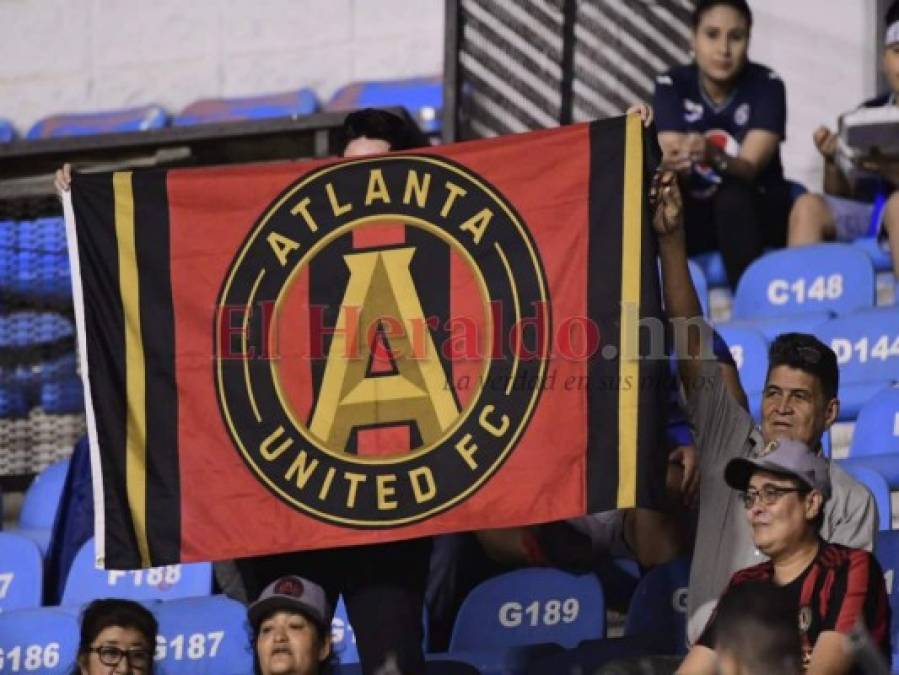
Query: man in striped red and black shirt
678 439 890 674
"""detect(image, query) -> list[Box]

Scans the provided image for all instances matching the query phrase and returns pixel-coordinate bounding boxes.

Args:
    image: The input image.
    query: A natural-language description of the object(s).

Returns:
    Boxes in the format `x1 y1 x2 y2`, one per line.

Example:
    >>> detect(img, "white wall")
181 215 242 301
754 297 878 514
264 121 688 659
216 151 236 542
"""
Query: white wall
748 0 879 190
0 0 882 190
0 0 445 135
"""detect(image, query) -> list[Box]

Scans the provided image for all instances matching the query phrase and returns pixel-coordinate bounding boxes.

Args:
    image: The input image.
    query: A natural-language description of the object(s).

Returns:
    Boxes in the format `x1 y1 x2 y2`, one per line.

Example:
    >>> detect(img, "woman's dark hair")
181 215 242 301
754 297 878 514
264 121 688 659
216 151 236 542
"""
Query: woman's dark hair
251 609 336 675
692 0 753 30
339 108 429 154
75 598 158 674
888 0 899 26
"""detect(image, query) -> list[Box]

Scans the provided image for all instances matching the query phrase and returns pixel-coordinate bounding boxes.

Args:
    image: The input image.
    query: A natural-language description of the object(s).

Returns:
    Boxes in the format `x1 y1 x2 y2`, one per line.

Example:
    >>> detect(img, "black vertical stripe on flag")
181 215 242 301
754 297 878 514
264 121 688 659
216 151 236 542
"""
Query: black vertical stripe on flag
634 136 669 509
586 117 625 513
71 173 140 568
132 170 181 564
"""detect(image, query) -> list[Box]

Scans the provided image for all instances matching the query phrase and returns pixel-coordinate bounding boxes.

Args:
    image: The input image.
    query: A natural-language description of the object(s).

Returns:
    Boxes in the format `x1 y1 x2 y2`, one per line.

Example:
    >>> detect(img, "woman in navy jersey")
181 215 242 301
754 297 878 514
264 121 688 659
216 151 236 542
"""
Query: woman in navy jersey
653 0 791 290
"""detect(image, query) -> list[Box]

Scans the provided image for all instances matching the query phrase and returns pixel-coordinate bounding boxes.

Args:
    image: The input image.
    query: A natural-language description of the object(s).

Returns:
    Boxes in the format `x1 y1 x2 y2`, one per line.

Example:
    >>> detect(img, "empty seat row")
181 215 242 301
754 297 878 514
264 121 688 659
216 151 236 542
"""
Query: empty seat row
1 75 442 142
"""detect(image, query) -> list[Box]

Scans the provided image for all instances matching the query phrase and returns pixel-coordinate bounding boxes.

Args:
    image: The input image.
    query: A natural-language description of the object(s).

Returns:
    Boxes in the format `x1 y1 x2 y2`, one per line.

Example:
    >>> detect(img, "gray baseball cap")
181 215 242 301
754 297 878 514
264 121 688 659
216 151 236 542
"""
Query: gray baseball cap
725 438 831 500
248 575 330 632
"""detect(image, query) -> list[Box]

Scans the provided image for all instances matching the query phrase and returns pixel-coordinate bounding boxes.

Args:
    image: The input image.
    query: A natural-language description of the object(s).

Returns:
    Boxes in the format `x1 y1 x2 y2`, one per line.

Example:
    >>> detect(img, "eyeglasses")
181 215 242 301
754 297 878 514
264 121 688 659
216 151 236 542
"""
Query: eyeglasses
88 645 152 669
739 485 805 509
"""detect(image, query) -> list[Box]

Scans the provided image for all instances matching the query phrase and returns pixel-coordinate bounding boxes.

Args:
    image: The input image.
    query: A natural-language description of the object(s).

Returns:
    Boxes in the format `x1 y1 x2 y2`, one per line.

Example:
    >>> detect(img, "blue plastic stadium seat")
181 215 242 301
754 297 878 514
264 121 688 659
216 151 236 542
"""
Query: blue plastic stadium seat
62 538 213 605
690 251 728 289
153 595 254 674
715 324 767 397
837 463 891 529
40 375 84 414
851 385 899 457
875 530 899 663
853 236 894 274
327 75 442 134
722 312 833 344
0 607 80 674
688 260 709 318
174 89 319 126
449 568 605 651
733 244 875 319
331 595 360 664
624 556 691 655
0 532 43 611
17 458 70 554
816 308 899 420
0 383 29 418
0 119 15 143
335 658 483 675
26 105 167 139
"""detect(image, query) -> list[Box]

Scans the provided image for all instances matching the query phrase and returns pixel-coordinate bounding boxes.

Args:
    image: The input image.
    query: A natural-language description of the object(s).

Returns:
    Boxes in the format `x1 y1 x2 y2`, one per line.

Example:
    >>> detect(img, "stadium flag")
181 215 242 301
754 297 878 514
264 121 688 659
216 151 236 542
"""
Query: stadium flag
64 115 668 569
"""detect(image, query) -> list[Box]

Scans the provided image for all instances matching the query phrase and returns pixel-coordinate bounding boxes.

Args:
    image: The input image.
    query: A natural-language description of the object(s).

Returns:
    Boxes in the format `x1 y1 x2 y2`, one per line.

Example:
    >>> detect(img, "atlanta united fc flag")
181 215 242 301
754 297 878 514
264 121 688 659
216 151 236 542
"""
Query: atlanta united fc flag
65 115 668 569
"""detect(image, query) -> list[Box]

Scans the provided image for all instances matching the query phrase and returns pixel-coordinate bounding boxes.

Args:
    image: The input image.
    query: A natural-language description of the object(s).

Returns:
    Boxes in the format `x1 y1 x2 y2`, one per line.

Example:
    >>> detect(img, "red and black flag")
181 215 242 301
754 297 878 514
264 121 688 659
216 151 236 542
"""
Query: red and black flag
65 116 668 568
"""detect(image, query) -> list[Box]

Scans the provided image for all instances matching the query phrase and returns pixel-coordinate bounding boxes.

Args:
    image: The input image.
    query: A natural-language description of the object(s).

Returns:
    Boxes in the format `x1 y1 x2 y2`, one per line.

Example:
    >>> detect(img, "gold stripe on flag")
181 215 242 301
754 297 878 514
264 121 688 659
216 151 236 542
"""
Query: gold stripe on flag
113 171 151 567
617 114 643 508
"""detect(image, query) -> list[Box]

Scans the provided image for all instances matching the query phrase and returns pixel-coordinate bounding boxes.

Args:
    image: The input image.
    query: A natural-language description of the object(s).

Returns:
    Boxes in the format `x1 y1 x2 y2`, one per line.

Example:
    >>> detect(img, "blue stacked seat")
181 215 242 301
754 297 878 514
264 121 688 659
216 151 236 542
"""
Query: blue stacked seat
0 607 79 674
326 75 442 135
816 308 899 420
16 459 70 554
0 532 43 611
0 118 15 143
26 104 167 139
175 88 319 125
153 595 254 674
728 243 874 341
61 537 212 606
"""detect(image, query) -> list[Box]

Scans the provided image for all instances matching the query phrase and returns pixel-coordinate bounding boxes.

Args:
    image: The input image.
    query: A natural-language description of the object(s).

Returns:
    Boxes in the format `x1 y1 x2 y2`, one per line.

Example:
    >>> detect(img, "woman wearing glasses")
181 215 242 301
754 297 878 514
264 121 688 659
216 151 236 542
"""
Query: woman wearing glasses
75 599 156 675
677 439 891 674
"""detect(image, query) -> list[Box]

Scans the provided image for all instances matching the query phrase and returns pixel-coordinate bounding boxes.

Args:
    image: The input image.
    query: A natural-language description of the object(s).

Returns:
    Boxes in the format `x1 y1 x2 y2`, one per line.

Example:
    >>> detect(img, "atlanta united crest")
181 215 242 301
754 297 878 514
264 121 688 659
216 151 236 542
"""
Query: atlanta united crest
215 155 550 527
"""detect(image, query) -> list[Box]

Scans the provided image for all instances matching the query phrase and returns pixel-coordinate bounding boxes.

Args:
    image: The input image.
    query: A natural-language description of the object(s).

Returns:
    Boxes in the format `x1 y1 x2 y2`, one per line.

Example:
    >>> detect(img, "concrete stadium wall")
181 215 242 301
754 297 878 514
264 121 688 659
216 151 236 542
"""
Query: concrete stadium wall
0 0 881 191
0 0 445 134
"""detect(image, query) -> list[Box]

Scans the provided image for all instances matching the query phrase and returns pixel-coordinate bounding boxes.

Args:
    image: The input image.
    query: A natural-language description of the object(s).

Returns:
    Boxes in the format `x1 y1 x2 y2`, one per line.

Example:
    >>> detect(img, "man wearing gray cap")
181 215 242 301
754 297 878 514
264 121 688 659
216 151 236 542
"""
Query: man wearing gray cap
678 439 890 674
650 170 878 646
248 575 334 675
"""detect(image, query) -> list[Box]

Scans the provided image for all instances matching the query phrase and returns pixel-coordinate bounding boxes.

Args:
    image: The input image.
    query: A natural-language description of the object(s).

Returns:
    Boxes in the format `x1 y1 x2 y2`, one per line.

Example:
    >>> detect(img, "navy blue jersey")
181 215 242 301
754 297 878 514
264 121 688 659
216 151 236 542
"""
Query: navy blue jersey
653 61 787 196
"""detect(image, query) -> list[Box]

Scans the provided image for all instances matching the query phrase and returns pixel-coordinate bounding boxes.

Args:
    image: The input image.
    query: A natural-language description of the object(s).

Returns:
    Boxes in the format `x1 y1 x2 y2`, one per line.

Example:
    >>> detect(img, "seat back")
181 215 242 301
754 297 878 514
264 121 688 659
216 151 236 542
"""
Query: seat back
326 76 443 133
0 119 14 143
175 89 319 126
26 105 167 139
623 557 691 655
839 464 891 531
0 532 43 611
733 244 874 319
876 531 899 648
817 309 899 386
850 385 899 458
153 595 254 674
61 538 212 605
715 324 768 396
0 607 79 674
19 458 70 529
449 568 604 650
331 595 360 664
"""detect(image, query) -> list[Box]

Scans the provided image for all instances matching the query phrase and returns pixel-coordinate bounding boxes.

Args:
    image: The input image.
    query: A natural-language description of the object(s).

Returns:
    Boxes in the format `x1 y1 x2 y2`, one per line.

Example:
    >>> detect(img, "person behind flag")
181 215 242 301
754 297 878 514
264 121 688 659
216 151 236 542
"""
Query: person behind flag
651 168 878 648
787 0 899 278
234 108 433 675
248 575 334 675
652 0 792 289
74 599 157 675
678 439 890 674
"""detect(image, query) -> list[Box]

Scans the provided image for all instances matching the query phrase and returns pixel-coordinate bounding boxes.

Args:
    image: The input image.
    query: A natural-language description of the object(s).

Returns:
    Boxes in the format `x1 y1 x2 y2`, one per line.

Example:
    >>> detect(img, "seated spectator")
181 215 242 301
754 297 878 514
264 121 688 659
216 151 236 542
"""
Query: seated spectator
75 598 157 675
678 439 891 674
651 168 877 646
787 0 899 277
248 575 334 675
653 0 792 289
712 580 803 675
